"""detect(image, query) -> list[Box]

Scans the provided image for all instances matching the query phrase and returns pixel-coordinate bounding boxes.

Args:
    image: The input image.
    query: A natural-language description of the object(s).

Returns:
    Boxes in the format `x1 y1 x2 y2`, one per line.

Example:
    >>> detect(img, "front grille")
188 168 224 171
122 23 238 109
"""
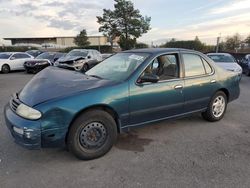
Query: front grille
10 94 21 112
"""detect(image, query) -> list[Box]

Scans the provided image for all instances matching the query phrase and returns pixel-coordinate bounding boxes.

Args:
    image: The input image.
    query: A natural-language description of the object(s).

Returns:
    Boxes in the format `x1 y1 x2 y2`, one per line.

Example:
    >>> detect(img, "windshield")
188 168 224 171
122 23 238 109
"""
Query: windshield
67 50 88 57
208 54 236 63
36 52 55 60
86 52 149 82
0 53 11 59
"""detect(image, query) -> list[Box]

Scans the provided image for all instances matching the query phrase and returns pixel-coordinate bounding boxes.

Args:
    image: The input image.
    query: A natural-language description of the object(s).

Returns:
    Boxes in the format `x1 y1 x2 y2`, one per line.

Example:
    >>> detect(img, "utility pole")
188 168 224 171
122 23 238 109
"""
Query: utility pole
98 36 101 52
216 33 221 53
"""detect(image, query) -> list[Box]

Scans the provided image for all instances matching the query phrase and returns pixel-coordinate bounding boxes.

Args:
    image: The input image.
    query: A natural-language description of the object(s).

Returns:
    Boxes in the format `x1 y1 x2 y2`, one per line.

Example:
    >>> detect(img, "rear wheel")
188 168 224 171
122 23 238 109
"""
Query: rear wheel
67 110 117 160
1 64 10 73
202 91 227 122
245 68 250 76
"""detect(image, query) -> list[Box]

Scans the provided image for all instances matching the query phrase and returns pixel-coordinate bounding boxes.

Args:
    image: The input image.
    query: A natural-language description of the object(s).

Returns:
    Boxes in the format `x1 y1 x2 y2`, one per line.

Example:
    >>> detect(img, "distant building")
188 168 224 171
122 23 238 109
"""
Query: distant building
3 36 119 48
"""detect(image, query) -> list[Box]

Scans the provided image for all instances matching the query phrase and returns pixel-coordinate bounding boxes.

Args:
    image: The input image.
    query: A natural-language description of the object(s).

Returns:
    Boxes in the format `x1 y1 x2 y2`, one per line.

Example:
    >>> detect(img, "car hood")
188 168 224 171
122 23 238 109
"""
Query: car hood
19 67 114 106
215 62 242 72
58 56 86 63
25 59 50 64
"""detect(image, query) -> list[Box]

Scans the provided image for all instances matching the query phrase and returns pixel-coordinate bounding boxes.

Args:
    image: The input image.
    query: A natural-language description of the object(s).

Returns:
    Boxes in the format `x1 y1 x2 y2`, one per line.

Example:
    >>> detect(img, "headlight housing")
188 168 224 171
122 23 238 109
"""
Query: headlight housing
73 59 85 65
16 103 42 120
36 61 49 65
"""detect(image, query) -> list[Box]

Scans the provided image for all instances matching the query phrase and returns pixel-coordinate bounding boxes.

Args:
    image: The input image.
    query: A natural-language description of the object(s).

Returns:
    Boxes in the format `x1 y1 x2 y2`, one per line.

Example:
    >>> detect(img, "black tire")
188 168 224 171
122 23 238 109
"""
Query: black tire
202 91 227 122
67 110 117 160
81 63 89 72
245 69 250 76
1 64 10 74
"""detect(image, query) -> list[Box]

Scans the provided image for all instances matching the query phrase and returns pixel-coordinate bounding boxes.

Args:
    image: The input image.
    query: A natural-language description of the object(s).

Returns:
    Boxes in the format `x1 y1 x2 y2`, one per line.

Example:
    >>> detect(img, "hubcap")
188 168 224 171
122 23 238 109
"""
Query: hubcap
212 96 225 118
79 122 107 149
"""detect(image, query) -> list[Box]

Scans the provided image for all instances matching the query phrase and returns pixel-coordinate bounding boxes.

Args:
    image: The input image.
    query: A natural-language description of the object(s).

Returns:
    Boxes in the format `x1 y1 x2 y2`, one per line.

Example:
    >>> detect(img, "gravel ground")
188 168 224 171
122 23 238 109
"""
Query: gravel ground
0 71 250 188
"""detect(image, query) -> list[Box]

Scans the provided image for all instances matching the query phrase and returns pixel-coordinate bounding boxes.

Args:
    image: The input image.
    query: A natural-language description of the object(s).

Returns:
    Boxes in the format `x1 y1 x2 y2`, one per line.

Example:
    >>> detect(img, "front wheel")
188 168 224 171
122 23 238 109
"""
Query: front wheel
1 64 10 73
202 91 227 122
67 110 117 160
81 63 89 72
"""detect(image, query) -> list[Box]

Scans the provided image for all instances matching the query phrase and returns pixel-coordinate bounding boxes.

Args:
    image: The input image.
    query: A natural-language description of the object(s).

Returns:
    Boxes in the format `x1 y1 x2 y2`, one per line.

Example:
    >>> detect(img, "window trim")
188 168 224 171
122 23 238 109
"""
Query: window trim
135 52 183 85
181 52 215 79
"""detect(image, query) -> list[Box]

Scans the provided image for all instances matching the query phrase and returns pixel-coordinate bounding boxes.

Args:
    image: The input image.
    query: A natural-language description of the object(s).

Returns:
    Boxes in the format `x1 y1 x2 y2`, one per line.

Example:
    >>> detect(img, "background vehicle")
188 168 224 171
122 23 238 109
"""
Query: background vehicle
0 52 33 73
101 53 113 60
25 50 44 58
55 49 102 72
4 48 240 160
207 53 242 77
241 54 250 76
24 52 65 73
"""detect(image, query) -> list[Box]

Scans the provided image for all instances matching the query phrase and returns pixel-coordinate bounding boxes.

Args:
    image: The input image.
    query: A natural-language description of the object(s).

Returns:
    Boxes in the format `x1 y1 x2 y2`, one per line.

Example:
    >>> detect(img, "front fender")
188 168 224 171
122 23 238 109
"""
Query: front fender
35 82 129 147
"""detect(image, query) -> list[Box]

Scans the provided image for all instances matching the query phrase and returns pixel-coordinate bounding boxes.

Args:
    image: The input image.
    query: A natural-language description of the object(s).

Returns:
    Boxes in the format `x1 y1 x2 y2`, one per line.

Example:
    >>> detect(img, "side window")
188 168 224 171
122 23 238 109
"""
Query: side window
142 54 179 81
12 54 22 59
183 54 206 77
201 58 213 74
19 53 30 58
12 53 30 59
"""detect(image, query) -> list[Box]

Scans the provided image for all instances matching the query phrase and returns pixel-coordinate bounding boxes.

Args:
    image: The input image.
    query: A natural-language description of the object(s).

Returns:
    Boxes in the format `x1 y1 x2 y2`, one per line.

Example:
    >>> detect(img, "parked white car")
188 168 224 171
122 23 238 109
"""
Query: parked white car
0 52 34 73
207 53 242 77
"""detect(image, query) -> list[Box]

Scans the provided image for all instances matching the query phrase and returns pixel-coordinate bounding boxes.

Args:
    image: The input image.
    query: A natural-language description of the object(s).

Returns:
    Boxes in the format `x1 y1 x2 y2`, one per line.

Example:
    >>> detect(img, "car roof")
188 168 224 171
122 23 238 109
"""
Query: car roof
71 49 96 52
0 52 13 55
124 48 198 54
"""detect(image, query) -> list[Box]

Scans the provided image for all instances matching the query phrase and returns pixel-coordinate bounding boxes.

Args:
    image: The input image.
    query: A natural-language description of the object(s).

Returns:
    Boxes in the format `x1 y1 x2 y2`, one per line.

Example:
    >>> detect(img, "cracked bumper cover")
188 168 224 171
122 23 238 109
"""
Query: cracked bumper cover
4 104 41 149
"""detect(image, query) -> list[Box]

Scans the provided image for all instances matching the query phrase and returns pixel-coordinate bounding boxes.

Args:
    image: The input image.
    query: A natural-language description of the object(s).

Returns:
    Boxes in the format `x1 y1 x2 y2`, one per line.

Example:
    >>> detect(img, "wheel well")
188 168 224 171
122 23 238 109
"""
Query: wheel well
66 105 121 144
218 88 229 101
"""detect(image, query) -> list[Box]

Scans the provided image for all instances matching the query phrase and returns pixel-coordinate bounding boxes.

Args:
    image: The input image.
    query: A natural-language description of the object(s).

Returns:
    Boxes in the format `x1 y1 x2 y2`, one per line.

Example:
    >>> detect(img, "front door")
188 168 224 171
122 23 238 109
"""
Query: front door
129 53 184 125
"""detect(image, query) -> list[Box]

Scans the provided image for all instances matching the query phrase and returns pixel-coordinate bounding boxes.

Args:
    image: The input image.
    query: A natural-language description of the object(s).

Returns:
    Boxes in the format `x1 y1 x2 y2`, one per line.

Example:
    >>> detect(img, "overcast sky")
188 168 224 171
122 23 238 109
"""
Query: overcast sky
0 0 250 45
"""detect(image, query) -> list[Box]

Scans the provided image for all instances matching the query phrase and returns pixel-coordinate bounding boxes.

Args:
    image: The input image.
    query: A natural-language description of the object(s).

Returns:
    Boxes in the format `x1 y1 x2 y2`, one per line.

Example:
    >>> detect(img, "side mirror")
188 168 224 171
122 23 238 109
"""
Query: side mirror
10 56 15 60
138 74 159 84
87 56 91 59
54 58 58 62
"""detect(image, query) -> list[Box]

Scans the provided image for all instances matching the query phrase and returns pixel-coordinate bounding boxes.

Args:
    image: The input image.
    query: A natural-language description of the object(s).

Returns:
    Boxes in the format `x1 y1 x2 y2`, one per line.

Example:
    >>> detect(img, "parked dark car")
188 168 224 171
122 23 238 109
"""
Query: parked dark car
25 50 44 58
4 48 240 160
24 52 65 73
55 49 102 72
241 54 250 76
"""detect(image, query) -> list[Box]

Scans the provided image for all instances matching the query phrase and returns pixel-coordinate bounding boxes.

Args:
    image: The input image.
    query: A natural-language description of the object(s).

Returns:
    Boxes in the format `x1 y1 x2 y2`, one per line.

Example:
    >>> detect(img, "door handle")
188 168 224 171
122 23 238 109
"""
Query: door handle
174 85 183 89
210 79 216 83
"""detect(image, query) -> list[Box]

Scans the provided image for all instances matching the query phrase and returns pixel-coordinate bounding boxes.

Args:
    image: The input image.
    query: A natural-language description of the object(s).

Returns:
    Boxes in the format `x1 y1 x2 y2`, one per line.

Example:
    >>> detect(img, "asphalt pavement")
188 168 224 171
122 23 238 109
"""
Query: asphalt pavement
0 71 250 188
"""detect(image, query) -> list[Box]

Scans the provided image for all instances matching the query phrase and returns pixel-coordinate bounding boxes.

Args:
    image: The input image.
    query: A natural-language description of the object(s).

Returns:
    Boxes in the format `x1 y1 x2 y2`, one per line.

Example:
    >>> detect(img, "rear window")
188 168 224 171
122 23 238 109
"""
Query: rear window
208 55 235 63
183 53 206 77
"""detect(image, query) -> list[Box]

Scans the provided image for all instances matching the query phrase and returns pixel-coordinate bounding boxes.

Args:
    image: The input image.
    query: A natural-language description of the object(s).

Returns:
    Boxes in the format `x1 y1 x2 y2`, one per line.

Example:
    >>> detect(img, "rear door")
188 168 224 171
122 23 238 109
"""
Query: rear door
11 53 32 70
181 52 217 112
9 53 23 70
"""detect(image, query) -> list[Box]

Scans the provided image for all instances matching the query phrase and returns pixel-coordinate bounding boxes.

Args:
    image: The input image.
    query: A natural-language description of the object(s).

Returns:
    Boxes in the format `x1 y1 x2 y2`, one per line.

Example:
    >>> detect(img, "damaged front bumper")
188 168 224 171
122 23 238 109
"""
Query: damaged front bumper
4 104 41 149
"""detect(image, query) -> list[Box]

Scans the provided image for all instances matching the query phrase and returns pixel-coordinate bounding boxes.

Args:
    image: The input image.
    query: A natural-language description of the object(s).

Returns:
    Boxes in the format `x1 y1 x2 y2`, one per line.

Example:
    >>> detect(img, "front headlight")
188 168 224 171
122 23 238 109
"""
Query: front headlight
36 61 48 65
73 59 85 65
235 68 242 73
54 61 59 66
16 103 42 120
